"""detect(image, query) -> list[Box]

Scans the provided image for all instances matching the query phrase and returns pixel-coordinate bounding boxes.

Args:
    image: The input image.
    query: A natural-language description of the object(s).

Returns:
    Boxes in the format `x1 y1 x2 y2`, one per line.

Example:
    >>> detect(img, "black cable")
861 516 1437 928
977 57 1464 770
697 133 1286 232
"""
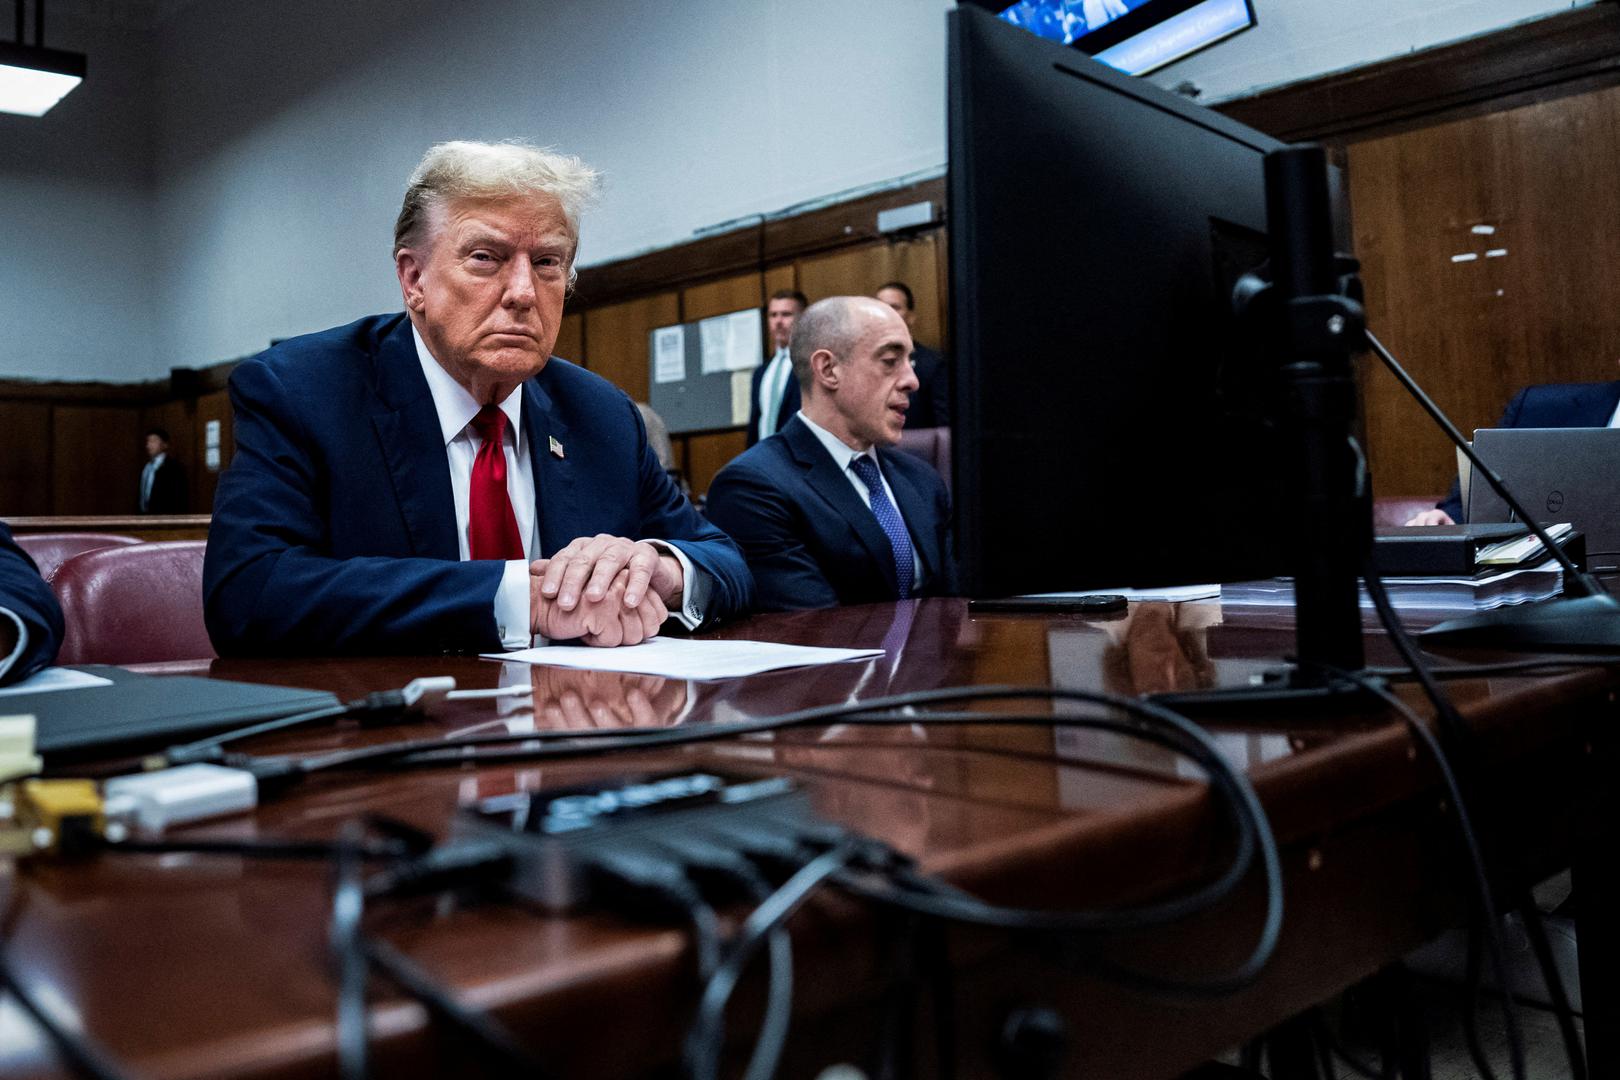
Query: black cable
329 824 370 1080
1348 565 1529 1080
1367 655 1620 680
239 684 1234 780
163 701 353 765
640 834 797 1080
103 836 408 861
0 884 133 1080
685 844 859 1080
359 936 554 1077
1516 895 1586 1080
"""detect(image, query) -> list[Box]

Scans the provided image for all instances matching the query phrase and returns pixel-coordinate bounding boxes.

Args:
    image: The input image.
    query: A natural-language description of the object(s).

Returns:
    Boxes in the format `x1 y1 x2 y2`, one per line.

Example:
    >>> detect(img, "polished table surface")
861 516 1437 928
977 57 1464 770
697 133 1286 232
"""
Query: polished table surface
2 597 1614 1079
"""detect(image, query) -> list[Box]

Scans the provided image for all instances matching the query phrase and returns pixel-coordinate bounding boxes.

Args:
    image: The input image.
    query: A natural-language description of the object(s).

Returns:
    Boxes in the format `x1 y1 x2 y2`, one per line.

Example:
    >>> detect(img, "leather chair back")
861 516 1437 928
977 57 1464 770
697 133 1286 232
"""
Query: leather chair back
896 426 952 496
52 541 215 665
14 532 141 582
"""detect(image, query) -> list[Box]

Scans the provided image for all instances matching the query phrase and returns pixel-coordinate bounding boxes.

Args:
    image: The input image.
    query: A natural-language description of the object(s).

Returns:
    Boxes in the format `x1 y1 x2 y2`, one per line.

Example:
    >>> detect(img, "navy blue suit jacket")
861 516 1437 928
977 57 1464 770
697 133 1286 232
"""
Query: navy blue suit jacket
0 523 63 685
1438 380 1620 520
746 355 800 448
705 415 957 612
204 313 753 656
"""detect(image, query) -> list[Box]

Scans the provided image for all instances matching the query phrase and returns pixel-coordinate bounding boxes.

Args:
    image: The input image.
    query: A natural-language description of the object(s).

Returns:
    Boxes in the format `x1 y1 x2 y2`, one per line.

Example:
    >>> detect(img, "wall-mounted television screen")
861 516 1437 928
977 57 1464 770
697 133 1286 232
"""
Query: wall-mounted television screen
989 0 1256 75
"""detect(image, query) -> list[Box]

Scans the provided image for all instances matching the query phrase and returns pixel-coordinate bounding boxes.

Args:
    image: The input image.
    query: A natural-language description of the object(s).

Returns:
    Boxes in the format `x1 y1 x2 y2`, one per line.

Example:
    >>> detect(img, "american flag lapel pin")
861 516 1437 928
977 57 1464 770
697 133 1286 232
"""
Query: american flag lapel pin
549 435 565 459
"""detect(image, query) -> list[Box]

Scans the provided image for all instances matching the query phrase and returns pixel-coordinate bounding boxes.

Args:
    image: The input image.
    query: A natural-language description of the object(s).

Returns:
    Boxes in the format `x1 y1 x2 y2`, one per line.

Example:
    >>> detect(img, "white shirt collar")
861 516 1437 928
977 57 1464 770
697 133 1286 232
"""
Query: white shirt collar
147 452 166 468
412 322 524 450
796 410 878 471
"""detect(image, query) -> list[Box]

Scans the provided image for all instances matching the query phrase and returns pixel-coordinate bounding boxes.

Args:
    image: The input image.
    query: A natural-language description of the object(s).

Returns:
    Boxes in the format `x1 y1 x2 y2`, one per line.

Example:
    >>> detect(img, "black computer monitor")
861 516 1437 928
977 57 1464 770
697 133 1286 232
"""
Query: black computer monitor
948 6 1359 605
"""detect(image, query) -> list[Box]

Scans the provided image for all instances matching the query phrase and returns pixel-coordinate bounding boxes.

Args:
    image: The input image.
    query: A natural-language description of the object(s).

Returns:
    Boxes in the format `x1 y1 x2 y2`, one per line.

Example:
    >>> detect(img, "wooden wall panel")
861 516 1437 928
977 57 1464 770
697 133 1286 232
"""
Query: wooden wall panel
680 273 763 323
52 406 143 514
795 233 947 352
1349 83 1620 497
763 263 797 299
555 311 584 365
685 431 748 499
582 293 679 402
0 403 52 516
194 390 234 513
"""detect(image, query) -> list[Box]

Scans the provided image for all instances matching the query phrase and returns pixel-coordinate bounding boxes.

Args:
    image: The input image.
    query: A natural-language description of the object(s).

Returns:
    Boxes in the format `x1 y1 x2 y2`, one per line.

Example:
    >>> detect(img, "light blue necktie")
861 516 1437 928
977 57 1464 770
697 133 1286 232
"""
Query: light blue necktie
849 455 914 599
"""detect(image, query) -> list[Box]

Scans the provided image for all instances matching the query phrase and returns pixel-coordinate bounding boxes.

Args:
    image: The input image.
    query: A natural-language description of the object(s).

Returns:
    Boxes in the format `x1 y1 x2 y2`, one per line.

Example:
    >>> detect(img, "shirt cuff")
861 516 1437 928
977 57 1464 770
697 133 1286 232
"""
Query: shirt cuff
642 540 711 630
0 609 26 683
493 560 534 649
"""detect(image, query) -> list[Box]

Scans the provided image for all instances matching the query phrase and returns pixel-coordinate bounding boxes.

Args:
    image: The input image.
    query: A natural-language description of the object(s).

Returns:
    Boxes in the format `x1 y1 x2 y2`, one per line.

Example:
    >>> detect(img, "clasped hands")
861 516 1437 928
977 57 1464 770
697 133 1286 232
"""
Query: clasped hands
528 534 683 647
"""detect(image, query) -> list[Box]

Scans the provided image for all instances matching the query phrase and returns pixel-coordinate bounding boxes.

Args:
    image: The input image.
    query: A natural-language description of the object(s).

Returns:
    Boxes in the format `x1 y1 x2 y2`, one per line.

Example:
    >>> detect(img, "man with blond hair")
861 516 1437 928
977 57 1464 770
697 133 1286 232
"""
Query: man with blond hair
706 296 956 611
205 141 751 655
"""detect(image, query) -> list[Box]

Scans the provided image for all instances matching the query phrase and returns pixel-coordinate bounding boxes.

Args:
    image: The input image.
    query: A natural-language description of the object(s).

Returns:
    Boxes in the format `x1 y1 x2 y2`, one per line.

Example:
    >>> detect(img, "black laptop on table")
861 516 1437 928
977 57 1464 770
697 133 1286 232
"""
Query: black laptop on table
1468 427 1620 572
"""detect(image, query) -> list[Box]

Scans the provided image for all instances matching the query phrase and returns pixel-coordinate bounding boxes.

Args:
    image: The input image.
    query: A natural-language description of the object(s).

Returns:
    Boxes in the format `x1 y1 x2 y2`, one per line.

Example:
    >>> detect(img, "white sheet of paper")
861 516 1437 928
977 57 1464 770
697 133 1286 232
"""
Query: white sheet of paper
0 667 114 698
1027 585 1221 602
652 325 687 384
731 369 754 426
485 636 883 680
699 310 762 374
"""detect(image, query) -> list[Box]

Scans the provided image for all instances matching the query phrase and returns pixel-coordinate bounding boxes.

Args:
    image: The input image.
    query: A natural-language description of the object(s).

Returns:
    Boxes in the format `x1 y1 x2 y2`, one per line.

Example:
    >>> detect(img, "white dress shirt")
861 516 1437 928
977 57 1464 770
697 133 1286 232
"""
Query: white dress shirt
756 348 793 441
140 452 165 511
412 326 704 648
795 411 922 582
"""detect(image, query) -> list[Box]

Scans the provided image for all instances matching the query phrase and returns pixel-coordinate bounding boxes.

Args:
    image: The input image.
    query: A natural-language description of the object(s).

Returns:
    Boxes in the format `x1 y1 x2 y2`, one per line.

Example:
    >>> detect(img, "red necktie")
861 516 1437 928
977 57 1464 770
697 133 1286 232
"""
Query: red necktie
468 405 525 561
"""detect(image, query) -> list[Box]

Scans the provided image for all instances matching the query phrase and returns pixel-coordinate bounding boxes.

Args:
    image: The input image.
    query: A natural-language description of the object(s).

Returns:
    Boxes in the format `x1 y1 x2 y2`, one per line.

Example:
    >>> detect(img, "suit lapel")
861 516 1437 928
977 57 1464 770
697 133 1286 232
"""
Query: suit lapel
879 449 941 587
784 418 898 593
523 374 575 557
369 316 459 559
1584 382 1620 426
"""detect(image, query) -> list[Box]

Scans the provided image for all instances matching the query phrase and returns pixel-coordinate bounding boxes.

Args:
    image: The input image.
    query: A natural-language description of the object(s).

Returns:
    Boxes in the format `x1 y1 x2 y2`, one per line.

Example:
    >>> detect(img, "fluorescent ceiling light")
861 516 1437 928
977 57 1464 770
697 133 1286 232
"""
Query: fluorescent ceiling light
0 41 85 117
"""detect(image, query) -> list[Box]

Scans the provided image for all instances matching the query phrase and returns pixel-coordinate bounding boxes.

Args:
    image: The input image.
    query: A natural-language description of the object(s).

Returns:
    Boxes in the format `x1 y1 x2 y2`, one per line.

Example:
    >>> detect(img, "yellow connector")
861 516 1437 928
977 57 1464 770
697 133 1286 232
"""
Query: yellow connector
0 779 106 856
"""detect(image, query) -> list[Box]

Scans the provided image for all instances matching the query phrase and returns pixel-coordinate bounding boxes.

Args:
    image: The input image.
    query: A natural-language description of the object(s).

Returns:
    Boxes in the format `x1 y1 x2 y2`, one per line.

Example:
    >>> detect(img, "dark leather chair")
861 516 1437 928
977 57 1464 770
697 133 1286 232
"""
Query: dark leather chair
14 532 141 582
896 426 952 496
52 541 215 665
1373 496 1444 527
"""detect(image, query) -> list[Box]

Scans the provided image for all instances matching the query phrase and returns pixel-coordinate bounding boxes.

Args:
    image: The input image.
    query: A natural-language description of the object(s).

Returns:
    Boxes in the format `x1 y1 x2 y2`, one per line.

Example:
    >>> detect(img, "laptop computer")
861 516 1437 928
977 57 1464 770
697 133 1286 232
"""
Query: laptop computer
0 666 340 760
1467 427 1620 571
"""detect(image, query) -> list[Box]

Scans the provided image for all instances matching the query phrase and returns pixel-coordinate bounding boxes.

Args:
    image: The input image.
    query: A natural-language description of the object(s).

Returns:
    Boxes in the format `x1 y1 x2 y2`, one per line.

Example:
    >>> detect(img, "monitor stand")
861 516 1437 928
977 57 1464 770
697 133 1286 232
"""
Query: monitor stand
1150 146 1385 718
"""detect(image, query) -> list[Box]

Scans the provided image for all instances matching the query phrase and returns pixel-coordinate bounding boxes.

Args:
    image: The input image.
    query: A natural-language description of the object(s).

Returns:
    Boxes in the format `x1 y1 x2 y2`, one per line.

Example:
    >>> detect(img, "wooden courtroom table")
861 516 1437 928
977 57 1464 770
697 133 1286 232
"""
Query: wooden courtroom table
1 598 1615 1079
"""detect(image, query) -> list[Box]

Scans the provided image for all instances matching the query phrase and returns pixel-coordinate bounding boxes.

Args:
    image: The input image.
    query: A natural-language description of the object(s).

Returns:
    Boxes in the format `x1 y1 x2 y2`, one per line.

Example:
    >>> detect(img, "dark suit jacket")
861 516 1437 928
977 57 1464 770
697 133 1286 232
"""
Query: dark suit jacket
906 343 952 430
0 522 63 685
204 313 753 656
705 415 957 612
745 353 800 448
142 456 188 514
1438 380 1620 520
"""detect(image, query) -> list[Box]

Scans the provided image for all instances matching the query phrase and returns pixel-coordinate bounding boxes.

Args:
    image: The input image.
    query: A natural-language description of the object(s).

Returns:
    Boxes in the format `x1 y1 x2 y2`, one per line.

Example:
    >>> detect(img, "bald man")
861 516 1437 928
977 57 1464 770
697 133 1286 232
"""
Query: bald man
706 297 956 611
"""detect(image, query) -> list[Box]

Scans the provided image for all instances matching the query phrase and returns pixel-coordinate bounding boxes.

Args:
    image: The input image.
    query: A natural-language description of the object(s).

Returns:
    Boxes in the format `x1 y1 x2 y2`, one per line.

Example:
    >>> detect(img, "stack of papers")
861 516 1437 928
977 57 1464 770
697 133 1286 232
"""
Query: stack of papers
1222 563 1563 613
1476 523 1574 566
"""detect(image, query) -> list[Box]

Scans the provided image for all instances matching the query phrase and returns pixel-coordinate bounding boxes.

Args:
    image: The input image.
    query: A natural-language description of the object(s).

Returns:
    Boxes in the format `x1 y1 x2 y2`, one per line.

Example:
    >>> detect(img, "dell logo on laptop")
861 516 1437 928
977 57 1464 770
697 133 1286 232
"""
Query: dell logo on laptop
1547 490 1565 514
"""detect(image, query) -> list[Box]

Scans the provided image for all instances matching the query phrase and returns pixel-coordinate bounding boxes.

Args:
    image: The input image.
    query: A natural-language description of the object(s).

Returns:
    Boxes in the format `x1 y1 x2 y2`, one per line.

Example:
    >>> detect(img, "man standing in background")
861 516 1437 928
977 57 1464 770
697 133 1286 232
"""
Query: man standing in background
747 289 808 446
875 281 951 428
139 427 188 513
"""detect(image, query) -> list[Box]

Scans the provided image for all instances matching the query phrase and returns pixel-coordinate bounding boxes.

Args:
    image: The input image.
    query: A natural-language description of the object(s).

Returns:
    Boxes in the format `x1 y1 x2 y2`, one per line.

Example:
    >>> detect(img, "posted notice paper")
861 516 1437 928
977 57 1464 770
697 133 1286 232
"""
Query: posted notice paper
485 636 883 680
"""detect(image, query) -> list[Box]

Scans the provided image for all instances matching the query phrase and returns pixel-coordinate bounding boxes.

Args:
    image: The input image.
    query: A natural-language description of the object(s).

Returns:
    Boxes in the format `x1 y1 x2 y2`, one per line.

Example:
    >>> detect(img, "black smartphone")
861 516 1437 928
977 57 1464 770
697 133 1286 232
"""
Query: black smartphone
968 594 1129 615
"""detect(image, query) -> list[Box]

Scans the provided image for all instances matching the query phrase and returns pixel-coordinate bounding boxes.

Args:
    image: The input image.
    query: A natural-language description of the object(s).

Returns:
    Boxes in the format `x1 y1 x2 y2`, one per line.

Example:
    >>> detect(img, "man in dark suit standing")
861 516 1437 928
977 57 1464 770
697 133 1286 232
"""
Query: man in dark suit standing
0 522 63 685
205 140 752 656
706 296 956 611
139 427 188 514
746 289 807 447
875 281 951 429
1407 378 1620 524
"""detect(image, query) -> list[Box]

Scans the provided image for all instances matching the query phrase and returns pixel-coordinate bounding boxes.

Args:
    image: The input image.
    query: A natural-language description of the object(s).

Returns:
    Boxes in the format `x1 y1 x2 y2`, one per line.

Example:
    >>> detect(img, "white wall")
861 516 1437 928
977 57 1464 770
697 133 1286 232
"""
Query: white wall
0 5 159 381
0 0 1599 378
